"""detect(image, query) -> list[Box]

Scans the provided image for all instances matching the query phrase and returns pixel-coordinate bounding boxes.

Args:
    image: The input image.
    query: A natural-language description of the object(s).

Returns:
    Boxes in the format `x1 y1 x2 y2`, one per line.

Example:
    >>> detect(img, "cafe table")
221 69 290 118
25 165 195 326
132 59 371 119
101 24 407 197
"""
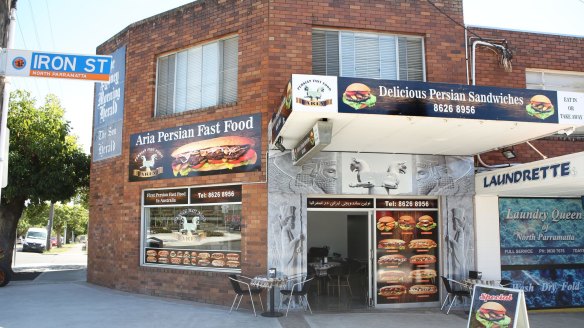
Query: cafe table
463 278 502 291
251 274 288 317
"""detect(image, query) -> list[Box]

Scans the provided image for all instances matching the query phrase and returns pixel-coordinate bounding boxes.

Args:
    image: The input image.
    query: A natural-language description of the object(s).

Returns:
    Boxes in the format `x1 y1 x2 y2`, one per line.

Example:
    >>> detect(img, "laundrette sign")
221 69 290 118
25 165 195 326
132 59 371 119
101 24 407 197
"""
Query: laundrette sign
482 162 571 188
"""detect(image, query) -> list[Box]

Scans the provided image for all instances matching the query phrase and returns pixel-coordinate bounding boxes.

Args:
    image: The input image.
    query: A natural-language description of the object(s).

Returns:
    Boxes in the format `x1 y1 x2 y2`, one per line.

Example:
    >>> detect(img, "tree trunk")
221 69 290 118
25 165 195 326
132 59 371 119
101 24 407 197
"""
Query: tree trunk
0 197 26 272
46 202 54 251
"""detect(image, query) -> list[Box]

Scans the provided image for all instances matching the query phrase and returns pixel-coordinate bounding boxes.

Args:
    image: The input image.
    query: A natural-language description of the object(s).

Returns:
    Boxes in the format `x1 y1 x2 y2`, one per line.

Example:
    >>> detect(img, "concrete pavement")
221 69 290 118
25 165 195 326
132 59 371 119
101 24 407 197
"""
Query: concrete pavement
1 246 583 328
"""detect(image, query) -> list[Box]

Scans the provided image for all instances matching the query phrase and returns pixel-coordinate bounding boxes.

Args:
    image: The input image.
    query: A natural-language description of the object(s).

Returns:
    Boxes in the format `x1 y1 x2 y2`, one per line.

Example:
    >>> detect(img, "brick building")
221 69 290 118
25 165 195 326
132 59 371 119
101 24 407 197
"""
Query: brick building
90 0 584 310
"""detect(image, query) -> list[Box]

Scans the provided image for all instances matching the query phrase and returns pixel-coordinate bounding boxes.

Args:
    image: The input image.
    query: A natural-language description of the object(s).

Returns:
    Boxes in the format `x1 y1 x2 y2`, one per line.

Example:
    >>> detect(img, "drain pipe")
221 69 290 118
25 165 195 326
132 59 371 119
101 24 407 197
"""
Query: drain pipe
471 40 508 86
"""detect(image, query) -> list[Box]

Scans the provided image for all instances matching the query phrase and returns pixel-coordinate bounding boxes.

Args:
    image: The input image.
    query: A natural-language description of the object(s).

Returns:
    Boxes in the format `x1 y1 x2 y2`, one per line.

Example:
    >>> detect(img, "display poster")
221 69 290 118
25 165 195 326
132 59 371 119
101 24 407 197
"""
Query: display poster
501 267 584 309
467 285 529 328
375 199 439 305
129 114 261 182
270 78 293 143
93 45 126 161
499 197 584 309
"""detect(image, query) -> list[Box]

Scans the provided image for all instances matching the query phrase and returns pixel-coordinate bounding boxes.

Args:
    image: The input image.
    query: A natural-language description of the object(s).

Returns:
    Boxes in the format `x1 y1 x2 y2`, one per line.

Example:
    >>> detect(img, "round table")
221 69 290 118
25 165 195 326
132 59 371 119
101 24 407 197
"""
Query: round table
251 275 288 317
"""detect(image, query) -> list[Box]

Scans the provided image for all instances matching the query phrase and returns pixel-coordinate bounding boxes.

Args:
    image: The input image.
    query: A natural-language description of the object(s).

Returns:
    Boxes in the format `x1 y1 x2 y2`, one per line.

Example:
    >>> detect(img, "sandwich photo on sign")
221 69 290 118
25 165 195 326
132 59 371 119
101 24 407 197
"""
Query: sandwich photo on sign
171 136 258 176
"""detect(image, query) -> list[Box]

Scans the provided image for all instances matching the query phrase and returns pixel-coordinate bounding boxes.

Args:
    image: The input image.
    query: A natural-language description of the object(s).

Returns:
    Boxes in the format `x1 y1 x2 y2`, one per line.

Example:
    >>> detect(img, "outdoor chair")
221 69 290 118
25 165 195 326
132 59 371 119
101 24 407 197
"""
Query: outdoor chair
228 274 264 316
279 275 314 316
328 261 353 297
440 276 471 314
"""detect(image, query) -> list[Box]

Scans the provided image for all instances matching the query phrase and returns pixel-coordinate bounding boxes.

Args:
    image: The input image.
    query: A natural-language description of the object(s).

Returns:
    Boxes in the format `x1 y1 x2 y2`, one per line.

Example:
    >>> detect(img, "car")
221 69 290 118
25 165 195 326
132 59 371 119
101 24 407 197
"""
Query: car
22 227 47 252
51 237 58 247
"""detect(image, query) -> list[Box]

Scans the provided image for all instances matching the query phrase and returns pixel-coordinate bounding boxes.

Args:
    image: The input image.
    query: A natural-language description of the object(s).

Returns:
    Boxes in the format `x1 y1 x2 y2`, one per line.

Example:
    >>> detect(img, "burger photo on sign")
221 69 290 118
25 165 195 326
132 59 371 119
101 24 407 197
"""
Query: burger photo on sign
416 215 436 231
377 216 396 232
525 94 555 120
342 83 377 110
171 136 258 176
475 302 512 328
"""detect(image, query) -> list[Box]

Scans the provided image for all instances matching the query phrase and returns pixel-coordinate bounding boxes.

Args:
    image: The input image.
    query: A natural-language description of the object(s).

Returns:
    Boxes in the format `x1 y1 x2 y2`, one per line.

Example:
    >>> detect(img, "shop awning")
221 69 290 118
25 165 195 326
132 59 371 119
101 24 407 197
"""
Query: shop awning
270 75 584 157
475 151 584 197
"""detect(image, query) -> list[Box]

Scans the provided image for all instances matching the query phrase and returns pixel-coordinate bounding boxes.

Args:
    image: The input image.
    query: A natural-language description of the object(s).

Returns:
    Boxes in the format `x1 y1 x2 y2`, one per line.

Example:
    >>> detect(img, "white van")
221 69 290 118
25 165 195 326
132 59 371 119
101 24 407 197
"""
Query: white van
22 227 48 252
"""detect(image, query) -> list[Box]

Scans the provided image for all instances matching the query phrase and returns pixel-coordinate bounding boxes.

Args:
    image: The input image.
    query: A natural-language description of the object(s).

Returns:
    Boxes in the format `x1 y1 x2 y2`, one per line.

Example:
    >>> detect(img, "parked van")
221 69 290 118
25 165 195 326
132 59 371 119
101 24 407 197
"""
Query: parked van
22 227 47 252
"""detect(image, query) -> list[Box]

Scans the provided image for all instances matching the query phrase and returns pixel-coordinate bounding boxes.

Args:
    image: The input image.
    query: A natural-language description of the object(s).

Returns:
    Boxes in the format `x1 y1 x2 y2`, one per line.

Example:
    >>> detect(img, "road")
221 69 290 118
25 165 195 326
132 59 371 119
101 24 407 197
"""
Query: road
12 243 87 271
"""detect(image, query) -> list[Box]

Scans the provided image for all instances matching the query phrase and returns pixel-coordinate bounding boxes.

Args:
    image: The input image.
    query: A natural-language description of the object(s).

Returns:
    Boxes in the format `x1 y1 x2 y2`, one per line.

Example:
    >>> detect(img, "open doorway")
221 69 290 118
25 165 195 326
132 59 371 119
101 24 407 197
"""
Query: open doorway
306 210 371 312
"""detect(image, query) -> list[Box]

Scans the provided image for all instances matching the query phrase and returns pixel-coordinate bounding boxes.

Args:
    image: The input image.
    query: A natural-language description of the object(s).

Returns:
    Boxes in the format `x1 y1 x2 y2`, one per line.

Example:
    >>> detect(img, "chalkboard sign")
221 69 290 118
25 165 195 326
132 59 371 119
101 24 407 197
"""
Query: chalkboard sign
467 284 530 328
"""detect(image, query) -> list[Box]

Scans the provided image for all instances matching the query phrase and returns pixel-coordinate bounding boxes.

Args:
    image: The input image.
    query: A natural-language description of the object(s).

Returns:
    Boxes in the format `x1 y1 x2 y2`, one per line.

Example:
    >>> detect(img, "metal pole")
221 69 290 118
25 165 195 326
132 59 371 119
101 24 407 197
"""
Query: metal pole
0 0 18 199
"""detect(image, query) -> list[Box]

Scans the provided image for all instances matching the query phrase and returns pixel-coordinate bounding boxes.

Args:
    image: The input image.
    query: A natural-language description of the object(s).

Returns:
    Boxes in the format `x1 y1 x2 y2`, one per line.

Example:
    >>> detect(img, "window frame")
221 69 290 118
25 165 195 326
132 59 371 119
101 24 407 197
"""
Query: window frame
140 183 244 272
312 28 426 81
154 35 238 117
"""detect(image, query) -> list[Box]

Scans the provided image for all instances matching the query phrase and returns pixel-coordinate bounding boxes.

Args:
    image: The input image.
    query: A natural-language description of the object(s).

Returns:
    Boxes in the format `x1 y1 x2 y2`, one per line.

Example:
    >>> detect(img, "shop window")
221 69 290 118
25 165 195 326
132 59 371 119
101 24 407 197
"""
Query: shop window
142 186 242 271
155 36 238 116
312 30 425 81
526 69 584 92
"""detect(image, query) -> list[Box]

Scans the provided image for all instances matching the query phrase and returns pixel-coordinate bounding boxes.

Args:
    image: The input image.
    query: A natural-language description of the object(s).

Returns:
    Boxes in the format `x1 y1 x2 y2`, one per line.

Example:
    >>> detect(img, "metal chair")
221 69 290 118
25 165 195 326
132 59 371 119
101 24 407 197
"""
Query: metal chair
228 274 264 316
440 276 471 314
279 276 314 316
328 261 353 297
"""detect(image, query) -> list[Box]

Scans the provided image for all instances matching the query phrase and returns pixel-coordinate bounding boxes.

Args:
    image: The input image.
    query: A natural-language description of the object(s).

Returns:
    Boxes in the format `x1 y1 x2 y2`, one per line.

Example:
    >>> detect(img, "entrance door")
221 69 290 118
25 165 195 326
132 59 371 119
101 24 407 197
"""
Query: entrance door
306 210 373 311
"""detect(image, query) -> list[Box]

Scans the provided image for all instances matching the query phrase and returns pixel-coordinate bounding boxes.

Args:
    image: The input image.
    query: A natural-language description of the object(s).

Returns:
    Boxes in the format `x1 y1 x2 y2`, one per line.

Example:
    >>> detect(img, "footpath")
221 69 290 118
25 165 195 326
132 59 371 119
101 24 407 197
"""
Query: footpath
1 246 583 328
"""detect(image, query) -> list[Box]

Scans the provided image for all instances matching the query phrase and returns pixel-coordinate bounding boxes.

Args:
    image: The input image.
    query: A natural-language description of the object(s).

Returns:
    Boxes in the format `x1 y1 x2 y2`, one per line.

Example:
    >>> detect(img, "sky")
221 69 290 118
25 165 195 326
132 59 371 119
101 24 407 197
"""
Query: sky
8 0 584 154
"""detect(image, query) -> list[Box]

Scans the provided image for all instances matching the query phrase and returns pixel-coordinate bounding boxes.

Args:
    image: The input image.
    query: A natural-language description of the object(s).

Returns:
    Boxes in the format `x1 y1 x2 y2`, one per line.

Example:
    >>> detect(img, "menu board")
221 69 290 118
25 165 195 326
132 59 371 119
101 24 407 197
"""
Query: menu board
467 285 530 328
145 248 241 269
375 203 439 305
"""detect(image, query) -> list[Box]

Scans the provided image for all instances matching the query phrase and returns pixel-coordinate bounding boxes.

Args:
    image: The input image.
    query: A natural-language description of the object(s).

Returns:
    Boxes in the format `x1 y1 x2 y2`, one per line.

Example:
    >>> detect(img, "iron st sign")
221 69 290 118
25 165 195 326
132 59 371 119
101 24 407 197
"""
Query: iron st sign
1 49 112 81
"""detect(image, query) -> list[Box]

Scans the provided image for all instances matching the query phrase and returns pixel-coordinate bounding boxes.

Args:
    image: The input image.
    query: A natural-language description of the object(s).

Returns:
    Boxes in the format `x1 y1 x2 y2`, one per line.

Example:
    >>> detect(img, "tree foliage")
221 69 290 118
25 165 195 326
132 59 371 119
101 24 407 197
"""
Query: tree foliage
0 90 90 270
19 202 88 242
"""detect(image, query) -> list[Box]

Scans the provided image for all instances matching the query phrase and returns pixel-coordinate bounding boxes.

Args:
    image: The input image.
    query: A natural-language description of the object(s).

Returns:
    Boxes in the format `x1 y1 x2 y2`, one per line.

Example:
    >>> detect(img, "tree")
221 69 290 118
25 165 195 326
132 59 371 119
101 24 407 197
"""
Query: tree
0 90 90 271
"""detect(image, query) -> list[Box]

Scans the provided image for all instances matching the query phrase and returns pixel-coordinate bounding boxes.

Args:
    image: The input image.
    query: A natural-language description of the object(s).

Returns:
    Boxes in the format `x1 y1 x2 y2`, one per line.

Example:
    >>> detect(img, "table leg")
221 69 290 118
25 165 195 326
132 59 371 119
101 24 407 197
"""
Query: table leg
261 286 283 317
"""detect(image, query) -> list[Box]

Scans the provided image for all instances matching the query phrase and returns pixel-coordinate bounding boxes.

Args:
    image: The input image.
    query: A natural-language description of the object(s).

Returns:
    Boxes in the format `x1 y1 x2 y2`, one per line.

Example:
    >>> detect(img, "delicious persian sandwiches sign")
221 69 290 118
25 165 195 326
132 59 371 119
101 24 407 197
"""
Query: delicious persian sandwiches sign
336 77 572 123
278 74 584 125
129 114 262 182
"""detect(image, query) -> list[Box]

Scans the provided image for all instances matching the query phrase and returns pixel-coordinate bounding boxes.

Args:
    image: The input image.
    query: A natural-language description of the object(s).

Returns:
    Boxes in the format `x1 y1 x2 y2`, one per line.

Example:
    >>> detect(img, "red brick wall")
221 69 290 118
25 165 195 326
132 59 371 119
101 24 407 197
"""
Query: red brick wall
468 27 584 164
90 0 270 306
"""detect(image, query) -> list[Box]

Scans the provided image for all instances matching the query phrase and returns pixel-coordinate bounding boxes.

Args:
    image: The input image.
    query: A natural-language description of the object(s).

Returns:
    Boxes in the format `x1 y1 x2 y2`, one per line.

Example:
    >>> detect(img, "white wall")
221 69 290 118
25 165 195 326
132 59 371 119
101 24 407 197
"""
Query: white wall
474 195 501 280
307 211 348 258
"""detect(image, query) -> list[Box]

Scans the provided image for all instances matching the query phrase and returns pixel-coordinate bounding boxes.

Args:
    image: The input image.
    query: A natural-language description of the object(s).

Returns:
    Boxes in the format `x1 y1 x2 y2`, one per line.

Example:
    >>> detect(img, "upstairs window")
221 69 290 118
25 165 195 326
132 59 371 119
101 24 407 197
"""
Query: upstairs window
312 30 425 81
155 36 238 116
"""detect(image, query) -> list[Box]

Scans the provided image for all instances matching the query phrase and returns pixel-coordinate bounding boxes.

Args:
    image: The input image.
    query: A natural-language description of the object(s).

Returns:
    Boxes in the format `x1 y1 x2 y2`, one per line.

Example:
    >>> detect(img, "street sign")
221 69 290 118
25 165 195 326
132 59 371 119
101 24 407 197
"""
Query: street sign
0 49 112 81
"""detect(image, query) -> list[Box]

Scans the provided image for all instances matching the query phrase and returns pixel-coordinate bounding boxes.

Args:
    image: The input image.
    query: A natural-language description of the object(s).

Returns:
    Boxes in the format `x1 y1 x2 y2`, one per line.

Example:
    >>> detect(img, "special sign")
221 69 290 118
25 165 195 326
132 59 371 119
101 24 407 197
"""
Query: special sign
1 49 112 81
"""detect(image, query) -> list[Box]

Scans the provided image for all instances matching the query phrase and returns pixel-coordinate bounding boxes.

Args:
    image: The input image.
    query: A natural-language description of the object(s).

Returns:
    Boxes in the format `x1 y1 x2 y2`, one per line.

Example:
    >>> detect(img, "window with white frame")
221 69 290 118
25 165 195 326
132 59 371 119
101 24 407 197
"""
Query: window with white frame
526 69 584 92
155 36 238 116
312 30 425 81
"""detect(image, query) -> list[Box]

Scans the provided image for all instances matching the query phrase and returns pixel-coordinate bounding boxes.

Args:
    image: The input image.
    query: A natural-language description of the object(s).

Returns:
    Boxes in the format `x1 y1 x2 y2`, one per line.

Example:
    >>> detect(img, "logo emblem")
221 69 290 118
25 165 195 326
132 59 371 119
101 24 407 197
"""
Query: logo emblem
12 57 26 70
133 148 164 178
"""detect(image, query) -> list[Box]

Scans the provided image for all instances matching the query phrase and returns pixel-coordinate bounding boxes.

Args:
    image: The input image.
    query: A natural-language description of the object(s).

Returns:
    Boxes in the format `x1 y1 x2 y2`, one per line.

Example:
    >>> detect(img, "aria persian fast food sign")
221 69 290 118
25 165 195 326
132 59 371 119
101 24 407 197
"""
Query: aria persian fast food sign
129 114 262 182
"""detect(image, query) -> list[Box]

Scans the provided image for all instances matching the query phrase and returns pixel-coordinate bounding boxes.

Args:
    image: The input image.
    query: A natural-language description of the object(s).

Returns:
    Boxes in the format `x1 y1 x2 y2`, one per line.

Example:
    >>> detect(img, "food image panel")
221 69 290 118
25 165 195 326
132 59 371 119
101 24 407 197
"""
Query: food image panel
144 248 240 269
376 206 439 305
